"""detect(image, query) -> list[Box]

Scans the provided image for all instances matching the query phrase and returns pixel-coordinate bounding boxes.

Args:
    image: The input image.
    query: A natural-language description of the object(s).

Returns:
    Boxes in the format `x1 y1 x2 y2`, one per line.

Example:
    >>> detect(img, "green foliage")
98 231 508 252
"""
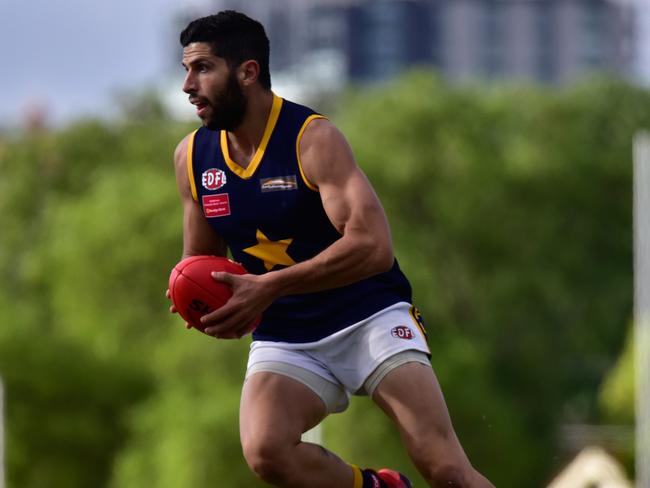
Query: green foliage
0 118 194 487
600 326 635 424
31 162 181 357
598 325 635 473
0 332 151 488
0 75 645 487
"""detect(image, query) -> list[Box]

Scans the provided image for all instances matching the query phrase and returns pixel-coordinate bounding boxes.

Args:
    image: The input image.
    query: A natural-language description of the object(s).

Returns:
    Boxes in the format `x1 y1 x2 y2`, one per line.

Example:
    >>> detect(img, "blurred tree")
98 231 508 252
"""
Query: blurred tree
0 332 151 488
0 117 192 487
599 326 635 473
113 88 170 122
600 326 634 424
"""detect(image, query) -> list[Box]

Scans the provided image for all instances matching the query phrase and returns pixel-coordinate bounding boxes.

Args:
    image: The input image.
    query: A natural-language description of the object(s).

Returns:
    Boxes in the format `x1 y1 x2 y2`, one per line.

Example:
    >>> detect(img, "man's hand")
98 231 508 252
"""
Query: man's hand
166 288 192 329
201 272 273 339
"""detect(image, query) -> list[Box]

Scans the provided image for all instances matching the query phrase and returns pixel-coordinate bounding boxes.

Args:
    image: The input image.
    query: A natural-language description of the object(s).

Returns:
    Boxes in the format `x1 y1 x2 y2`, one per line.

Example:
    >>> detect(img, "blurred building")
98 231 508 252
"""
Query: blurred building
169 0 636 108
442 0 634 84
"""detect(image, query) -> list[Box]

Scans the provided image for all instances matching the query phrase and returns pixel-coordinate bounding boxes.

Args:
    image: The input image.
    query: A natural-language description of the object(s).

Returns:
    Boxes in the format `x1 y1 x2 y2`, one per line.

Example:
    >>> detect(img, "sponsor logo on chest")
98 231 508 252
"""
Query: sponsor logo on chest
260 175 298 193
202 193 231 218
202 168 227 190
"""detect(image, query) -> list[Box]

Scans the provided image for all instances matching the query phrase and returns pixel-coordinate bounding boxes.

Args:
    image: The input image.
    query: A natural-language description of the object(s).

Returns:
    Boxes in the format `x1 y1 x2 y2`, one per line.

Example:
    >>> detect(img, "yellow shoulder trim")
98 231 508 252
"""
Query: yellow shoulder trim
187 129 199 201
296 114 327 192
221 93 283 179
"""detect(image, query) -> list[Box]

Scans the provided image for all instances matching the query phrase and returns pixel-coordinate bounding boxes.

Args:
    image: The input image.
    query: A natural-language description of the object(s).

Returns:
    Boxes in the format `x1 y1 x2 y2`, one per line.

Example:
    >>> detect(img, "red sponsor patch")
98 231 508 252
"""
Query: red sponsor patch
202 193 231 218
202 168 227 190
391 326 414 340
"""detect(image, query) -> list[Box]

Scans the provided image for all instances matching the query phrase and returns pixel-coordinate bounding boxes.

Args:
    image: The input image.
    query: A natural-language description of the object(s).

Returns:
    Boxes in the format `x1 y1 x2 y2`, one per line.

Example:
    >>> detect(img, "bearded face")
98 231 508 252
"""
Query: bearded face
182 42 248 132
203 68 247 131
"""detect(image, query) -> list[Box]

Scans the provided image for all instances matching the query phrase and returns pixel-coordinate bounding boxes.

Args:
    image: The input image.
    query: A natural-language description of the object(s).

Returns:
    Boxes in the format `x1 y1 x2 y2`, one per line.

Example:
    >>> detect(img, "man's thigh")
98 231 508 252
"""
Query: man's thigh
246 343 350 413
240 371 329 449
371 362 470 466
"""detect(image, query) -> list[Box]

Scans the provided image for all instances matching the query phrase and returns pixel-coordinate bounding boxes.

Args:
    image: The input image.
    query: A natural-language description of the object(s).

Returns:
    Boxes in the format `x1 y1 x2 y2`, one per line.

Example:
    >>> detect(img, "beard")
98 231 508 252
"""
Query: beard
204 71 247 131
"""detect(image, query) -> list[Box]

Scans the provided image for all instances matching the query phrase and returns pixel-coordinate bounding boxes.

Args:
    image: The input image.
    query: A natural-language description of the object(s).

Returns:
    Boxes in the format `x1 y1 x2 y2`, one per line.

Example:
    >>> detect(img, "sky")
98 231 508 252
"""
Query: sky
1 0 648 128
639 3 650 84
0 0 211 127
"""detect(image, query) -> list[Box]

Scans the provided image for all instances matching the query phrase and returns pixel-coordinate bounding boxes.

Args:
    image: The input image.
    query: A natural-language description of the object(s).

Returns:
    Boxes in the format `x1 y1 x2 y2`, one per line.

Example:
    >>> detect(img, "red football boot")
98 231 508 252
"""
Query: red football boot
376 468 414 488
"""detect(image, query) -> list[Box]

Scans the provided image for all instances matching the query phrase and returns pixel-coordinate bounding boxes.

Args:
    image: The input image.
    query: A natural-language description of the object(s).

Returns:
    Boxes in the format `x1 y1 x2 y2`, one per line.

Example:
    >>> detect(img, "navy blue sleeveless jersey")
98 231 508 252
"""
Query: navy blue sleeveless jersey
187 94 413 343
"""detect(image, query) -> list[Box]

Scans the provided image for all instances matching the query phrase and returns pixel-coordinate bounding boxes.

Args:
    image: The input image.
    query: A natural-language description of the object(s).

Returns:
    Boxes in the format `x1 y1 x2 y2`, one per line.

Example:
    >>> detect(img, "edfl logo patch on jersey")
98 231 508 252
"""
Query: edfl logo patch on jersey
202 168 227 190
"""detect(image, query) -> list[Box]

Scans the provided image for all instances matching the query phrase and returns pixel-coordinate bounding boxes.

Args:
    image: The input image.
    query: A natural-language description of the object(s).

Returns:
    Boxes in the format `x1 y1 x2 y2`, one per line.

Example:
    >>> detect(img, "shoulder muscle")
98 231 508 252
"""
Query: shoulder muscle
299 118 358 188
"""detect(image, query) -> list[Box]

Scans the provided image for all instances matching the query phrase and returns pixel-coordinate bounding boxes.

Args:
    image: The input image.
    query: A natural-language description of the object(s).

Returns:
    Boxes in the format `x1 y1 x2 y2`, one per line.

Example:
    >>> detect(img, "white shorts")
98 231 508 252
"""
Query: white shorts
245 302 431 413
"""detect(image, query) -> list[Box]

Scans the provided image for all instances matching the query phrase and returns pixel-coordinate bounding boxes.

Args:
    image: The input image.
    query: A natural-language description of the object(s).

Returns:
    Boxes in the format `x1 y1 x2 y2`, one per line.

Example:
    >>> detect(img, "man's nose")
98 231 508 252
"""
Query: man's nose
182 72 196 94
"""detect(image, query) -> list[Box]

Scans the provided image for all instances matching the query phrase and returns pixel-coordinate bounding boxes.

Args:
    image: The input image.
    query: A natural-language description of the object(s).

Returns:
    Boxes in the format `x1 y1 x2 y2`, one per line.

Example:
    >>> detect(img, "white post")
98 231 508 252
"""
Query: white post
634 131 650 488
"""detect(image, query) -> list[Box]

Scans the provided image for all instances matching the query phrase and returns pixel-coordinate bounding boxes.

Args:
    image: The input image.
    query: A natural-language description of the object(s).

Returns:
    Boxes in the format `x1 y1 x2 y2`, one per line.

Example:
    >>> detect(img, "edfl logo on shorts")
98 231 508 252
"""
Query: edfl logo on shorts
391 326 414 340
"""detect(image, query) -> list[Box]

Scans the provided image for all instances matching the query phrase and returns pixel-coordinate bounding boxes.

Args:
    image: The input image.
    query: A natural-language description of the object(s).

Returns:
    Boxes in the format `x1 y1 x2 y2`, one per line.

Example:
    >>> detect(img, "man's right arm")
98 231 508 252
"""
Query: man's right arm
174 134 227 258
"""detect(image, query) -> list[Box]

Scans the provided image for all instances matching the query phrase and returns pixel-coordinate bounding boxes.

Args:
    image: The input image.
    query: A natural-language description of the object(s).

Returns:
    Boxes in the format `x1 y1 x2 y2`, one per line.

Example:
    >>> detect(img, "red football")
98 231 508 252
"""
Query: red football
168 255 260 334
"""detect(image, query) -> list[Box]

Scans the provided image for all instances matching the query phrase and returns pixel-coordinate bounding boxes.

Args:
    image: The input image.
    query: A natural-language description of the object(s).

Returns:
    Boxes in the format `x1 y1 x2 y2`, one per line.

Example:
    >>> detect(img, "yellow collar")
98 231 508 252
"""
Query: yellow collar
220 93 283 179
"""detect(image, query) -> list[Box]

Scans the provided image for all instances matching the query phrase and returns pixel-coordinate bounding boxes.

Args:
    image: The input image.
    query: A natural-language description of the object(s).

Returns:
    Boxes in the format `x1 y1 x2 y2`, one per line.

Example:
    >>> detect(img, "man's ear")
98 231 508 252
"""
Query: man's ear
239 60 260 86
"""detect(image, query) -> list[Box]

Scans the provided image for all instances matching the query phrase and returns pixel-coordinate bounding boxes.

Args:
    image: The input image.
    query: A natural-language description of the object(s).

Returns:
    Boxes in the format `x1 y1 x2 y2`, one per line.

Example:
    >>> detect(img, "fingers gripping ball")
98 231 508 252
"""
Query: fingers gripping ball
168 256 260 334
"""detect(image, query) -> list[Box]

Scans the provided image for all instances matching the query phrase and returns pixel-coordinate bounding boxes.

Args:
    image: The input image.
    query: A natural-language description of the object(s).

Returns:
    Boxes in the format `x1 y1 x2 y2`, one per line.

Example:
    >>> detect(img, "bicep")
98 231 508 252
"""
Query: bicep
301 121 391 239
319 167 389 238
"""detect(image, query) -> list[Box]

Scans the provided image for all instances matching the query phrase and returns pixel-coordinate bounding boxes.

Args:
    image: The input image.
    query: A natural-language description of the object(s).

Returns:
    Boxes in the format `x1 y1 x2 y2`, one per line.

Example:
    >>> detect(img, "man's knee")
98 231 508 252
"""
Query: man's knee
408 438 474 487
426 463 473 488
242 435 293 484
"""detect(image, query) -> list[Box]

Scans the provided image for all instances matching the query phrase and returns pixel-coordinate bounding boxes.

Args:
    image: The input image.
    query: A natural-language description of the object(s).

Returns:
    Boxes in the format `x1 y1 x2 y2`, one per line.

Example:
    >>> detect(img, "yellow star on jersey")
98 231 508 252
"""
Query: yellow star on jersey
243 229 296 271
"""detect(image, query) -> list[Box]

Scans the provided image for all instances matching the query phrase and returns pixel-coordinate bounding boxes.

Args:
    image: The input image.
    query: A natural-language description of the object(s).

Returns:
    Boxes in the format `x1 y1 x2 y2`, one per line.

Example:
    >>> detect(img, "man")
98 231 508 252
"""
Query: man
169 10 494 488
